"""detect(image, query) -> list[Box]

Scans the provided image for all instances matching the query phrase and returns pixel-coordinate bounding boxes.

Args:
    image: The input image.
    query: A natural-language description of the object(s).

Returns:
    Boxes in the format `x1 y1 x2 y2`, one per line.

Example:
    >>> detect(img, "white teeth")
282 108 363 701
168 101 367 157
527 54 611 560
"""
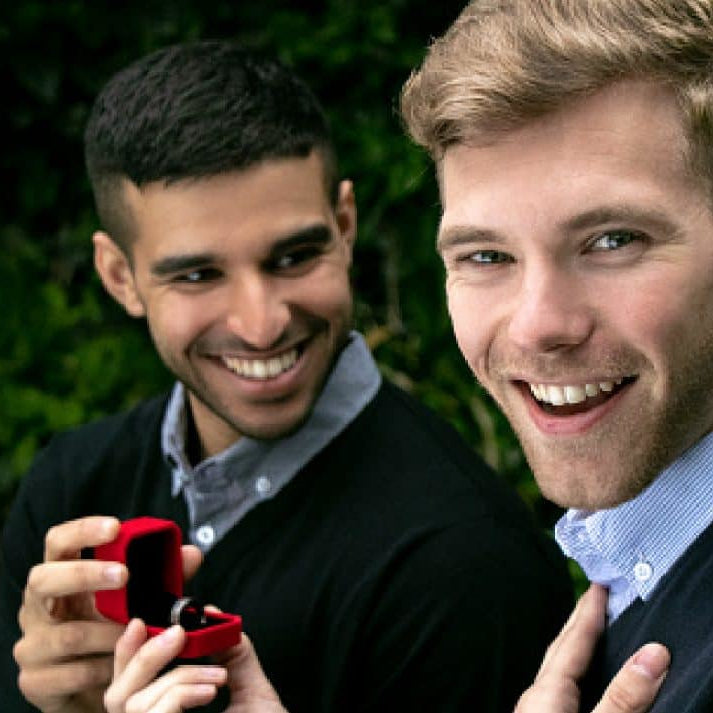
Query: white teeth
585 383 599 397
529 378 628 406
548 385 565 405
223 348 298 380
564 385 587 404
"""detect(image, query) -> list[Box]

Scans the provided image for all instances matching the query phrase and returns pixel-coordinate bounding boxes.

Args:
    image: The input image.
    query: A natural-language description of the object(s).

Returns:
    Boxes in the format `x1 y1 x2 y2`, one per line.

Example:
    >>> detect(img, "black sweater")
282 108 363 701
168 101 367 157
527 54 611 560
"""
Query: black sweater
1 381 573 712
583 519 713 712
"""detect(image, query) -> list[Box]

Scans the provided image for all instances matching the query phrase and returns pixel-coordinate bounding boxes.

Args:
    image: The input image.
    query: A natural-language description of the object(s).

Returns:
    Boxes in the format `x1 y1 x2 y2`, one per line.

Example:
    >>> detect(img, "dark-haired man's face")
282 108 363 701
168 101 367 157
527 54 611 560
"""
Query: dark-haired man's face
94 152 356 456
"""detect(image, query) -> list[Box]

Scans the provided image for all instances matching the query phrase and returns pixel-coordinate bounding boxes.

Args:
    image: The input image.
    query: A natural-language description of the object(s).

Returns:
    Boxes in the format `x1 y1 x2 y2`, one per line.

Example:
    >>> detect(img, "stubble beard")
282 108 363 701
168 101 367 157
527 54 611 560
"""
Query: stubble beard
503 338 713 511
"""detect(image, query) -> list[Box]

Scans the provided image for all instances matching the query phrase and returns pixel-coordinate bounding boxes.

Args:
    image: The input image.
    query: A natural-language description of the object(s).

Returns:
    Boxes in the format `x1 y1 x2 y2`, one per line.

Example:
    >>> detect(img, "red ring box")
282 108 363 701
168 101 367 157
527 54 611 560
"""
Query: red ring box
94 517 242 658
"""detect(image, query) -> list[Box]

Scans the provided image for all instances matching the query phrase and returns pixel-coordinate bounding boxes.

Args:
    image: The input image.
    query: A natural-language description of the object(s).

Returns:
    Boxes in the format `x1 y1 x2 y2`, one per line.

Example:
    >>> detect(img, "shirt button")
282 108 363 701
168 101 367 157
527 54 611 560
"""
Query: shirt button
634 561 653 582
255 476 272 496
196 524 215 547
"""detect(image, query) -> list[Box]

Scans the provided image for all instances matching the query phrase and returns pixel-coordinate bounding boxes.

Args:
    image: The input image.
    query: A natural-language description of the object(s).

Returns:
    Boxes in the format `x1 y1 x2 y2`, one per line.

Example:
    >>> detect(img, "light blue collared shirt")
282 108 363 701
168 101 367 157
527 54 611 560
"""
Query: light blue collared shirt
556 429 713 622
161 331 381 552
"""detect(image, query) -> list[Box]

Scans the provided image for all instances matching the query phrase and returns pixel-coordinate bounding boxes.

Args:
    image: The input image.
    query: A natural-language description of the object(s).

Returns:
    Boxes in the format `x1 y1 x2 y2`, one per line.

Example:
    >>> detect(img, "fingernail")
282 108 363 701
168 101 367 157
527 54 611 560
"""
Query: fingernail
101 518 119 537
103 564 124 584
159 625 182 645
631 643 670 680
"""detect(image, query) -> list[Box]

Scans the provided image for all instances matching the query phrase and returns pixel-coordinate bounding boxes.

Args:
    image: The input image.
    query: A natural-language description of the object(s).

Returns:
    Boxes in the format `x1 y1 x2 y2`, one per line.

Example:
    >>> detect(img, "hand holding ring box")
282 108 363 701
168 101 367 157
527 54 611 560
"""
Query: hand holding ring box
94 517 242 658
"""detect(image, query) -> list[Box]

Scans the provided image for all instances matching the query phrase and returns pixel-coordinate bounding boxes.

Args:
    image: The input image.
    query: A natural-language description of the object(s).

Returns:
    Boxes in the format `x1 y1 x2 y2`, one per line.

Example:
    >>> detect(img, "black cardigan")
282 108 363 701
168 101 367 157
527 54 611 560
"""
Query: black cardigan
1 380 573 712
583 518 713 712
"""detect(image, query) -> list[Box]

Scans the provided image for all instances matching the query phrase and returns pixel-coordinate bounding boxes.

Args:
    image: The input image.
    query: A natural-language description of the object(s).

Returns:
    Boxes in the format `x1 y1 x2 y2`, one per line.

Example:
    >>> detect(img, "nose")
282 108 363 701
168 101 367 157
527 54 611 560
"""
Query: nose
507 264 594 353
224 276 290 350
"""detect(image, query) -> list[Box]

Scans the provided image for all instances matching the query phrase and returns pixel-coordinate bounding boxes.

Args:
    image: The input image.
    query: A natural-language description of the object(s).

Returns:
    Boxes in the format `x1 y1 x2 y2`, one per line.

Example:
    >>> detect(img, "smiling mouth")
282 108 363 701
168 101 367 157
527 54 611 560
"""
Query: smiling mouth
222 346 300 380
525 376 636 416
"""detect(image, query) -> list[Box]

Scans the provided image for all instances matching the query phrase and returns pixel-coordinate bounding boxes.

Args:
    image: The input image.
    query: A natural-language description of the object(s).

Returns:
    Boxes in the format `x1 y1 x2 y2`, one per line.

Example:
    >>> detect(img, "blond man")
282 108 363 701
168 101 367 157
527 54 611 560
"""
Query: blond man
401 1 713 711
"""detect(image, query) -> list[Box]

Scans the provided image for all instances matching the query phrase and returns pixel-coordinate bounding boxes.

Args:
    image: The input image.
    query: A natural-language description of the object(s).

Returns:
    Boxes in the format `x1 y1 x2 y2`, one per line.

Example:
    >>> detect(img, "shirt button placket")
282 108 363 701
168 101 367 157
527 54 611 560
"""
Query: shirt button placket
255 476 272 497
633 560 653 582
196 524 215 548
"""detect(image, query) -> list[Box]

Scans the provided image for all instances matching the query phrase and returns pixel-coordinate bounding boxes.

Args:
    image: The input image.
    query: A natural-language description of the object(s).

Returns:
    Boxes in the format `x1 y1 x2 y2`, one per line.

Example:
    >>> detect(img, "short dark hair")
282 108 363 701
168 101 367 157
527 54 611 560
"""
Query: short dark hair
84 40 338 252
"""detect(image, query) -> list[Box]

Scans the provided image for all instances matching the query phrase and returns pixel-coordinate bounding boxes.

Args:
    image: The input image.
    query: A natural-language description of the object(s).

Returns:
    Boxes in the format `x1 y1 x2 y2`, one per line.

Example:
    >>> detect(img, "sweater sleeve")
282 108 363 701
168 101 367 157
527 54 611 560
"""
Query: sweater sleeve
0 439 67 712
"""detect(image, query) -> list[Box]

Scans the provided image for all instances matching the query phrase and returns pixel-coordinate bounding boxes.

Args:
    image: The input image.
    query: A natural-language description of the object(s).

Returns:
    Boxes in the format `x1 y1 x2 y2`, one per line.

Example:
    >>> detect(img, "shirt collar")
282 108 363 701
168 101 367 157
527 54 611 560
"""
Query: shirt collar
556 429 713 618
161 330 381 497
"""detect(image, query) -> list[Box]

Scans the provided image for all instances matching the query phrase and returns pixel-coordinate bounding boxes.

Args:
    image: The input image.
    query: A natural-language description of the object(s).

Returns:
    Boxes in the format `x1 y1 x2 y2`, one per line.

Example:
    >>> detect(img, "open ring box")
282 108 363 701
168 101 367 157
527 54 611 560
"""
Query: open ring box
94 517 242 658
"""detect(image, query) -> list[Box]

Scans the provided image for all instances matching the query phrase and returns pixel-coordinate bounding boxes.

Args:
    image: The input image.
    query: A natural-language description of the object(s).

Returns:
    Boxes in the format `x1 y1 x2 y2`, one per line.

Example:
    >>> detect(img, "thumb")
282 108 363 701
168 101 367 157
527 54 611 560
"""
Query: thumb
218 634 286 708
592 643 670 713
181 544 203 581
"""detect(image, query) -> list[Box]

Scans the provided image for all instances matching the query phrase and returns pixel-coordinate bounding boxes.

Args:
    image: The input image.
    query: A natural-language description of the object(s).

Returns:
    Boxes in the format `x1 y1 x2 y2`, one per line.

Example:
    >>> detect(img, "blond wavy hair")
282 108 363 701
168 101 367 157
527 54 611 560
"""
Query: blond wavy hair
401 0 713 185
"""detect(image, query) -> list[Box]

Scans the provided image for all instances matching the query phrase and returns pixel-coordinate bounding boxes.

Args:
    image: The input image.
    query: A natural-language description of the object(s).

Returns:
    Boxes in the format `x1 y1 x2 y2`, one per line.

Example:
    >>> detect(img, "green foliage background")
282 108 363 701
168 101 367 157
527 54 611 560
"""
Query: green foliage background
0 0 564 537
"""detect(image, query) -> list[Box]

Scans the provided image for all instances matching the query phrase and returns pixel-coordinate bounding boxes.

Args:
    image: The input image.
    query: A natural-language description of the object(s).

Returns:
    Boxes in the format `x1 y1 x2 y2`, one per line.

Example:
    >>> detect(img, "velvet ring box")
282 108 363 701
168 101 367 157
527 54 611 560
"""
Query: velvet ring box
94 516 242 658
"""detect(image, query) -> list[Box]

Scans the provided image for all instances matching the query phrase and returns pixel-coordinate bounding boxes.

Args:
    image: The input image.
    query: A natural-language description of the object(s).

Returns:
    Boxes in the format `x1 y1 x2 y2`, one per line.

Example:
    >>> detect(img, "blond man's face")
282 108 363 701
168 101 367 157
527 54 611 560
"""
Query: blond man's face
438 81 713 510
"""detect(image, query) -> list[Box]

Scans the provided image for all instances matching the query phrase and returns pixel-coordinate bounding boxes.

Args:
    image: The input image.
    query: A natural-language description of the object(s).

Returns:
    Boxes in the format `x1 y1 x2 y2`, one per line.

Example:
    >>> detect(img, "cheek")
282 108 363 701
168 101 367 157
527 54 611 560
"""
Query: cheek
604 273 711 368
446 283 492 376
298 269 352 319
145 298 209 350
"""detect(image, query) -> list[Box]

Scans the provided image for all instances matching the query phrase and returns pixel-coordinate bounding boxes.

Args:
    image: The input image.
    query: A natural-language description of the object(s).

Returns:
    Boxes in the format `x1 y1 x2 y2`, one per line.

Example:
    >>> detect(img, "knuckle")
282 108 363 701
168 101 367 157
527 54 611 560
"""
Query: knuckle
69 658 112 690
104 685 121 712
16 669 39 700
606 681 641 712
57 622 87 653
44 523 61 546
12 637 28 666
26 564 46 592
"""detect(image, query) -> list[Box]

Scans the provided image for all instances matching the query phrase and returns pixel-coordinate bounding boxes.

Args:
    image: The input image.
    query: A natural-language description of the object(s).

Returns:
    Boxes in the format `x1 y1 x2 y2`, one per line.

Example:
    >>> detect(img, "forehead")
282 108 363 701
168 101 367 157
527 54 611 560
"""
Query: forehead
438 81 697 236
122 152 333 256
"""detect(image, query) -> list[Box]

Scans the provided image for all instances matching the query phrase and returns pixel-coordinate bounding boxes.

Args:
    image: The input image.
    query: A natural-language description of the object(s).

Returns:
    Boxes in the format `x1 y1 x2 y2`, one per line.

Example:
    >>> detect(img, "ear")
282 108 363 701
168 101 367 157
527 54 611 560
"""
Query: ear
334 180 357 256
93 231 146 317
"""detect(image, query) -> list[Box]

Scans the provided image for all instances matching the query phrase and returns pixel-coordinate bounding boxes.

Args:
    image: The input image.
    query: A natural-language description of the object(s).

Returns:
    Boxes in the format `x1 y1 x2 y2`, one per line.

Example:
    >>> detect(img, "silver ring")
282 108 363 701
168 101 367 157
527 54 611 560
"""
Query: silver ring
170 597 200 626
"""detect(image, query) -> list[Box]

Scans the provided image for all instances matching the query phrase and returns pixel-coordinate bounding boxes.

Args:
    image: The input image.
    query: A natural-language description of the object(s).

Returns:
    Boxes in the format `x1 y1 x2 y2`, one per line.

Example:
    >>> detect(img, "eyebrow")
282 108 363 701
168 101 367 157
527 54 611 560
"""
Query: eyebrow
151 253 217 277
436 226 502 254
149 224 334 277
437 204 681 255
562 205 680 235
269 224 332 254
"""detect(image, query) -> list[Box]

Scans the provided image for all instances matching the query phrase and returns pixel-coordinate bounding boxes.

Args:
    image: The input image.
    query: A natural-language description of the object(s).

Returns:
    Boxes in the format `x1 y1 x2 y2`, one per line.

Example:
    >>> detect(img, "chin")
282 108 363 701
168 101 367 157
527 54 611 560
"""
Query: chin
537 472 651 511
237 408 312 442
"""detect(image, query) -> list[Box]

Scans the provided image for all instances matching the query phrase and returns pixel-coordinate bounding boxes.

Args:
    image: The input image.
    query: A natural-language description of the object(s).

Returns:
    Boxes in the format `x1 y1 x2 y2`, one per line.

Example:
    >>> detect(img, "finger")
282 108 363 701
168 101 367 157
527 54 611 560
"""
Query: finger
514 682 579 713
17 654 114 703
114 619 148 678
181 545 203 582
121 668 226 713
44 516 120 562
14 620 124 666
21 560 127 625
106 625 187 704
217 634 283 704
592 643 670 713
107 625 225 713
117 682 221 713
536 584 607 682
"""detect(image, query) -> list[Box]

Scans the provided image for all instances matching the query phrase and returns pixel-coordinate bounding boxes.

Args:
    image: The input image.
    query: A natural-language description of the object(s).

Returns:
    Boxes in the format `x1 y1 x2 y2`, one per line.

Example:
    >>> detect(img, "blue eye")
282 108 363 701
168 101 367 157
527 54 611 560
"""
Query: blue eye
590 230 640 251
467 250 512 264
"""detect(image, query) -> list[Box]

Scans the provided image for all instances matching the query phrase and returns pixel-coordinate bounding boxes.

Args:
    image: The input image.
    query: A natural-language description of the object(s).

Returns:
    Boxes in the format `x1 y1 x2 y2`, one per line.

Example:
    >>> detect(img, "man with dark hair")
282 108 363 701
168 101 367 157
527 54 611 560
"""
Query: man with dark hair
0 41 572 713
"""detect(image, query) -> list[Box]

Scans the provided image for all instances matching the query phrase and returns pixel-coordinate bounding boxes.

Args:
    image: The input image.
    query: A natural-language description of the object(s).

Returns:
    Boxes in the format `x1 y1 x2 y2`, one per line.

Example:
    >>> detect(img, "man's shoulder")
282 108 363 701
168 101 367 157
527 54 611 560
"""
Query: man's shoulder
48 392 168 453
335 380 539 523
350 379 499 483
21 392 169 494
